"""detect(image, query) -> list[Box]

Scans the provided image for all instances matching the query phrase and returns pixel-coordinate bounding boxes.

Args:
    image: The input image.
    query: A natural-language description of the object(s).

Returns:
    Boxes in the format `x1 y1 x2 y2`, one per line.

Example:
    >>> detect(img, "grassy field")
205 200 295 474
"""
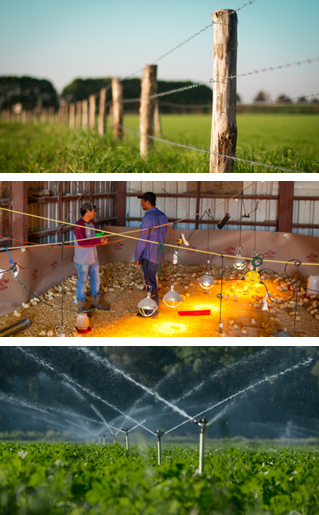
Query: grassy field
1 441 319 514
0 114 318 173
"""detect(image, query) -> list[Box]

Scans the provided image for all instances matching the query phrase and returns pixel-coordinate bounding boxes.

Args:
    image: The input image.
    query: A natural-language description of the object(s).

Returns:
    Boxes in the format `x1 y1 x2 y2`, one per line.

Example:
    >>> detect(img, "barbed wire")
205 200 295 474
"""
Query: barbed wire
152 0 259 65
210 57 319 83
117 124 309 173
112 57 319 106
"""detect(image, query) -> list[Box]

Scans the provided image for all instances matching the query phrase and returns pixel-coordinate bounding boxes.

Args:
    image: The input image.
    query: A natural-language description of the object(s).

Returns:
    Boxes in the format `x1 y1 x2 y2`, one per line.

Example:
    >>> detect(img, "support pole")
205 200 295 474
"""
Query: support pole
10 182 28 245
278 182 294 233
69 103 75 129
125 429 129 450
21 110 27 125
156 430 164 466
193 417 208 475
112 78 123 140
82 99 88 130
113 435 116 445
102 435 105 445
89 94 96 131
210 10 238 173
140 64 157 158
99 88 107 136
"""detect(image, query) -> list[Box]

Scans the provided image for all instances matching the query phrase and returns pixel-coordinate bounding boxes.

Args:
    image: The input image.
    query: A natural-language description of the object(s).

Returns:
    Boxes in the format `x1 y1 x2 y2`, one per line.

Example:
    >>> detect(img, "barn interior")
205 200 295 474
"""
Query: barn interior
0 180 318 338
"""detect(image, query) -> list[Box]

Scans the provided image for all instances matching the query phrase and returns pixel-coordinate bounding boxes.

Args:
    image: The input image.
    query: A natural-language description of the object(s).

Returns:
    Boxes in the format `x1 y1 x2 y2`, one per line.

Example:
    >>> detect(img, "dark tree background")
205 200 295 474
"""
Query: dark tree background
0 76 59 109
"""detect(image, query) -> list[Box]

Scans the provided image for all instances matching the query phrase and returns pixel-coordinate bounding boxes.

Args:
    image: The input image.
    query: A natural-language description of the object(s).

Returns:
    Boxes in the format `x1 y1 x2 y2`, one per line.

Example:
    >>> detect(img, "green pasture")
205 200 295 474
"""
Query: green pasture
0 114 318 173
1 442 319 514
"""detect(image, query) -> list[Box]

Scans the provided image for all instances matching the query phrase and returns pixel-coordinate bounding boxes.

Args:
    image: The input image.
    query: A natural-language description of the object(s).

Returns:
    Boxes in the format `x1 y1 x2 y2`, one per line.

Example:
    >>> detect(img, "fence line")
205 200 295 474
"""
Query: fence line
117 124 308 173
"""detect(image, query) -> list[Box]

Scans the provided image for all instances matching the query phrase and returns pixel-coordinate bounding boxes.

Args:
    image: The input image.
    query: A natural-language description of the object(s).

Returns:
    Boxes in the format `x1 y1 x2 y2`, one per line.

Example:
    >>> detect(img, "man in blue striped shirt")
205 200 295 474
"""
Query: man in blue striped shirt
135 192 168 318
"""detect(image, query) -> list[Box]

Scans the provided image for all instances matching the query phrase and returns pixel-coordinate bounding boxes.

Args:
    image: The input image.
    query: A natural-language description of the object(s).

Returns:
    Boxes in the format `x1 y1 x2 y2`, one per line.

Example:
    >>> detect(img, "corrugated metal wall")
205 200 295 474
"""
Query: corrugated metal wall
24 181 318 242
126 181 280 232
293 181 319 237
28 181 114 244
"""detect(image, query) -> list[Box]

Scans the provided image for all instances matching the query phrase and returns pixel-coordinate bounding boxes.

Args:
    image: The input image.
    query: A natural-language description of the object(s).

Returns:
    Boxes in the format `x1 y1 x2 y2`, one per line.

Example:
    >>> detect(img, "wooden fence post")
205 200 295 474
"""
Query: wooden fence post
21 110 27 125
64 105 69 125
69 103 75 129
27 110 32 124
140 64 157 158
48 106 55 125
112 78 123 140
99 88 107 136
82 99 88 130
33 107 39 126
76 101 82 129
41 108 47 125
210 9 237 173
154 99 162 137
89 94 96 131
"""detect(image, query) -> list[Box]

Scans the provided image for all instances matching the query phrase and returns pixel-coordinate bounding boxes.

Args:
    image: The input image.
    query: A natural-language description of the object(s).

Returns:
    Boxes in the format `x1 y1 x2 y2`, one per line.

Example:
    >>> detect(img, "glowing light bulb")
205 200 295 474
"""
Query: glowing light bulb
163 285 182 308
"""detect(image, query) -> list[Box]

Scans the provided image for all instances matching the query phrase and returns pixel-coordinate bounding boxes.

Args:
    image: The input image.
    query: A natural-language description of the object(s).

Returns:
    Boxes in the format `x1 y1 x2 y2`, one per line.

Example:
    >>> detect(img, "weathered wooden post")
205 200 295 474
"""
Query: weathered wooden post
210 9 237 173
63 104 69 125
48 106 55 125
89 94 96 131
33 107 39 126
82 99 88 130
27 110 32 124
154 99 162 137
112 78 123 140
140 64 157 158
41 108 47 125
76 101 82 129
69 103 75 129
98 87 107 136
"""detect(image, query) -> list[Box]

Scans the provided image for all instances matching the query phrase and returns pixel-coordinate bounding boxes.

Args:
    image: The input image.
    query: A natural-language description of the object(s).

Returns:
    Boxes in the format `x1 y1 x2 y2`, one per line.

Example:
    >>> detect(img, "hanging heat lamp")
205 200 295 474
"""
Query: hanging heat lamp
163 284 183 308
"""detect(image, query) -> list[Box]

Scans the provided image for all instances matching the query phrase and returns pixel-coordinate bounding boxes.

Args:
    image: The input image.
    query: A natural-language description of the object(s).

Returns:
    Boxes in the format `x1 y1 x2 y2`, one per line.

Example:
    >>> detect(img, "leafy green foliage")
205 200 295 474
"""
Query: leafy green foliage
1 442 319 514
0 114 318 173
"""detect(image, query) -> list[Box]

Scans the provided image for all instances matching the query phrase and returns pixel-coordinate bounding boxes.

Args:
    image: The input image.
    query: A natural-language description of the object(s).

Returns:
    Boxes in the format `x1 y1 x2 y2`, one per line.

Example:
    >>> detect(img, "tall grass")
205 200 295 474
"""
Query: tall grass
0 114 318 173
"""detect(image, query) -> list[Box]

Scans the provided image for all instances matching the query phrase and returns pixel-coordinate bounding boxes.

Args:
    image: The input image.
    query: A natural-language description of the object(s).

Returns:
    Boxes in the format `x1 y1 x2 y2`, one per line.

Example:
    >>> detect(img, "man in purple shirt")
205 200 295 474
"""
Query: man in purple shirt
135 192 168 318
74 202 109 312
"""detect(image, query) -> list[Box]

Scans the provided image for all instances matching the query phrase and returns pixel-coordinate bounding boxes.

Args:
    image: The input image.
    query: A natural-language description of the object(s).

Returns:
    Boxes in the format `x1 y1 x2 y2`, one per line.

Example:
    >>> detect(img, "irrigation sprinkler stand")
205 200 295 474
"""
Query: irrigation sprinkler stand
193 417 208 475
113 435 116 445
124 428 129 450
156 430 165 466
102 435 105 445
98 435 100 444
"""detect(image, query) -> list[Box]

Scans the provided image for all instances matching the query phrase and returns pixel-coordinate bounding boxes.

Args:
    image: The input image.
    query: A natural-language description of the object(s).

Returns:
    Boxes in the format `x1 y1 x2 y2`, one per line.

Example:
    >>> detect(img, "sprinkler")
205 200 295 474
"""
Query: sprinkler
156 430 165 465
124 428 129 450
113 435 116 445
102 434 106 445
193 417 208 475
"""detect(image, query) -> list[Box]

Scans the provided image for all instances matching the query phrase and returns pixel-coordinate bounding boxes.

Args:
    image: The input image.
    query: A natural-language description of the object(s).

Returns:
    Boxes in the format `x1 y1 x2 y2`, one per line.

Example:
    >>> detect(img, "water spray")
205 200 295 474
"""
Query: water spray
156 430 165 465
193 417 208 475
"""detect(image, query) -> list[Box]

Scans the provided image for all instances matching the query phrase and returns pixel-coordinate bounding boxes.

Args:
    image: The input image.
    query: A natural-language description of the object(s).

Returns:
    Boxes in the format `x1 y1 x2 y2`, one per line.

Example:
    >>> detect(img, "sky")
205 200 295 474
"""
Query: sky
1 0 319 103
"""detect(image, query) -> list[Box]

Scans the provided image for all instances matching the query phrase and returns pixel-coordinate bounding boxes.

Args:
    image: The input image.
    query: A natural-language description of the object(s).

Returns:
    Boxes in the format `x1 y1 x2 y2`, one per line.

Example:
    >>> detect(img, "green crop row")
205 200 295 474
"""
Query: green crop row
1 442 319 515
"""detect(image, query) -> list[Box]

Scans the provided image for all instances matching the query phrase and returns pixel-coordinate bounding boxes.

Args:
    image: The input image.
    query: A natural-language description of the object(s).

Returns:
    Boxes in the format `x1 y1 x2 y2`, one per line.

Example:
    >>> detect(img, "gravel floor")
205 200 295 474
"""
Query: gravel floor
1 262 318 338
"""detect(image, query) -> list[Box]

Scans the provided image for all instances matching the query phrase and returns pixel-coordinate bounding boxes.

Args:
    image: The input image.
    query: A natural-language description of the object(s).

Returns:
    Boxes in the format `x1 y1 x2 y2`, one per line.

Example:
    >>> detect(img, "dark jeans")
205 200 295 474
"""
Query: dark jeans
141 259 159 311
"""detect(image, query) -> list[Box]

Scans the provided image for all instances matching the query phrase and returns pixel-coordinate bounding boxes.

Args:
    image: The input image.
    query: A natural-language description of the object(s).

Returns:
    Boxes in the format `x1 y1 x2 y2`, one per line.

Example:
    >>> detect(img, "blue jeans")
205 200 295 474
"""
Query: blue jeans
75 261 101 302
141 259 159 311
